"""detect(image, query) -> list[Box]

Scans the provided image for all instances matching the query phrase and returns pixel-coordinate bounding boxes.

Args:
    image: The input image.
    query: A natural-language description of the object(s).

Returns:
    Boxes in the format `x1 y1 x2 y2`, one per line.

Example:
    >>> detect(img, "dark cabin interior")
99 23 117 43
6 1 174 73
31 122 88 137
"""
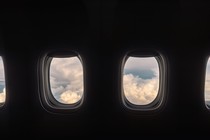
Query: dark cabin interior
0 0 210 137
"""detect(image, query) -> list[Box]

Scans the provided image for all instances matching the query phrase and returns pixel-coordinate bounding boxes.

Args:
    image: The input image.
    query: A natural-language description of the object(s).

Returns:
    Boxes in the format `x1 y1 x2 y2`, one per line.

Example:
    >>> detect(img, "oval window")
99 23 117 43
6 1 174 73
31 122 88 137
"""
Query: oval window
123 57 159 105
50 57 84 104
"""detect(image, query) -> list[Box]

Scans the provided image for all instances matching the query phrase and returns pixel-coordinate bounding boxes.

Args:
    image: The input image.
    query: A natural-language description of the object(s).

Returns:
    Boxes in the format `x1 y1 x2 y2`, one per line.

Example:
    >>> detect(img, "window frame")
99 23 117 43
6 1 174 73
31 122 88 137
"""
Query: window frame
38 50 85 113
121 50 168 112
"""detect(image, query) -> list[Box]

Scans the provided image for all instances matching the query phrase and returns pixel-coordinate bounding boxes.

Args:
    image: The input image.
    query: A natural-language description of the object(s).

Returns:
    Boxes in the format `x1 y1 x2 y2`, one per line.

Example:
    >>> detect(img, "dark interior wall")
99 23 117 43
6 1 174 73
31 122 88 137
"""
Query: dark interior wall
0 0 210 137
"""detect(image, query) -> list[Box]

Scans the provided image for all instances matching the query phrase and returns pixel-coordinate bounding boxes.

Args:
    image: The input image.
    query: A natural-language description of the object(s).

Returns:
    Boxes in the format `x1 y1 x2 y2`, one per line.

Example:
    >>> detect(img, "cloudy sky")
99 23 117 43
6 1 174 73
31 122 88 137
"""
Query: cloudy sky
205 59 210 102
0 57 5 103
50 56 161 106
50 57 84 104
123 57 159 105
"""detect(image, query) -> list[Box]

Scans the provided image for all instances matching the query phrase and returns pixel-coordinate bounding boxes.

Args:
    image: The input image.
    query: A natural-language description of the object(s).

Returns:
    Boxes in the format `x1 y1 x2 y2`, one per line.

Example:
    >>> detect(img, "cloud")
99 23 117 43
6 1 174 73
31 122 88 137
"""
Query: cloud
205 75 210 101
60 90 81 104
205 60 210 101
0 88 5 103
123 57 159 105
0 57 5 104
123 73 159 105
0 57 5 81
50 57 83 104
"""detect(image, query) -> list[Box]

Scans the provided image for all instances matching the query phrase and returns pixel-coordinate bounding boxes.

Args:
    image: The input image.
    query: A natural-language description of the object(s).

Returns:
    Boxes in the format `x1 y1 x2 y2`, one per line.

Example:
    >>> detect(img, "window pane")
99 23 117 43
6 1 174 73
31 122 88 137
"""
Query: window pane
50 57 83 104
123 57 159 105
205 58 210 108
0 57 5 104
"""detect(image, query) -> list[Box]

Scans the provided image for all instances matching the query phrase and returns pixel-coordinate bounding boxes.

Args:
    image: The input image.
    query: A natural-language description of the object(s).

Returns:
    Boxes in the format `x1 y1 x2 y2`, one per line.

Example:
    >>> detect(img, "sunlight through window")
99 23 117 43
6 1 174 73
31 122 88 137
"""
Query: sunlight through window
123 57 159 105
50 57 84 105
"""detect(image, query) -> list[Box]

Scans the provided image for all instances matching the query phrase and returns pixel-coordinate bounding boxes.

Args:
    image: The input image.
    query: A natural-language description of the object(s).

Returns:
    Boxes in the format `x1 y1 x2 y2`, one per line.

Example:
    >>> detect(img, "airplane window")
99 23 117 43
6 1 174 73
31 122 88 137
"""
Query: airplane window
121 51 167 111
0 57 5 106
205 58 210 109
49 57 84 104
123 57 159 105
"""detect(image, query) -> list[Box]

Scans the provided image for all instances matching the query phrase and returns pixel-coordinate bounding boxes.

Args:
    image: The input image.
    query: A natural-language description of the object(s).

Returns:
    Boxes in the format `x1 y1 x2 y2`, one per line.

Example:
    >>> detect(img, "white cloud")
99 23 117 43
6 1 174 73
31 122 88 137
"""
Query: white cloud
205 60 210 101
0 57 5 81
123 57 159 105
50 57 83 104
205 75 210 101
60 90 81 104
123 73 159 105
0 88 5 103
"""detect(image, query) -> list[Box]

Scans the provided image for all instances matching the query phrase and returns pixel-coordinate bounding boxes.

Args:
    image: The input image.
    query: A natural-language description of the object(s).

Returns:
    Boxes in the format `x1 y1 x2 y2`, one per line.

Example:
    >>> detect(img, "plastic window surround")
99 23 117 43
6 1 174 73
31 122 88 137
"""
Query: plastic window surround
38 51 85 113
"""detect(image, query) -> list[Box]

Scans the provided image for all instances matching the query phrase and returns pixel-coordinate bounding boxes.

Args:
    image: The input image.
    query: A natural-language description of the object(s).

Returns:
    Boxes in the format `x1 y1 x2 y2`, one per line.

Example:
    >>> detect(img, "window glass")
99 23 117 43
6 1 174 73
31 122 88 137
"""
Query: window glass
50 57 84 104
0 57 5 105
123 57 159 105
205 58 210 108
